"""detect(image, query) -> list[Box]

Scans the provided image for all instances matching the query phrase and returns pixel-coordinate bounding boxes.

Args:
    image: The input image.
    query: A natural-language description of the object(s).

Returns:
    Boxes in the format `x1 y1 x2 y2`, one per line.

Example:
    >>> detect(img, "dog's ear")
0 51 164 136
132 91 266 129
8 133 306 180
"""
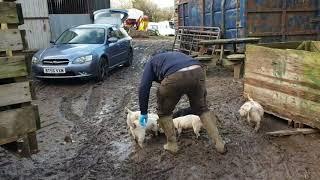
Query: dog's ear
125 107 133 114
243 92 254 101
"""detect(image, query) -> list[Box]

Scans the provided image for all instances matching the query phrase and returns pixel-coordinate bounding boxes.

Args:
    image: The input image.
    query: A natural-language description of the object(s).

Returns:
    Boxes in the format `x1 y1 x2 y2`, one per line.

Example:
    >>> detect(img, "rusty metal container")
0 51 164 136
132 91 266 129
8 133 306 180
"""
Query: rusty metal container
176 0 320 43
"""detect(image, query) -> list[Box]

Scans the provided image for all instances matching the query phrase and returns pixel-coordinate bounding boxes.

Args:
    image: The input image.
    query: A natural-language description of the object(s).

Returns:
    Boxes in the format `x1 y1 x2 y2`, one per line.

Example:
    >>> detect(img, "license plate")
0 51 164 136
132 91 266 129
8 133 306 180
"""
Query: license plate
44 67 66 74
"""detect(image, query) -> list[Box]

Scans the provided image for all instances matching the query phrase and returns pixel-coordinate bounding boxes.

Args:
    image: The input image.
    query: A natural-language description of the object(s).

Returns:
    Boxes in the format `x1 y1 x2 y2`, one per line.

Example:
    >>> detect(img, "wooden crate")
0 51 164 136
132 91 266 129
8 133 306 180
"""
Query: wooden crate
244 41 320 128
0 0 40 157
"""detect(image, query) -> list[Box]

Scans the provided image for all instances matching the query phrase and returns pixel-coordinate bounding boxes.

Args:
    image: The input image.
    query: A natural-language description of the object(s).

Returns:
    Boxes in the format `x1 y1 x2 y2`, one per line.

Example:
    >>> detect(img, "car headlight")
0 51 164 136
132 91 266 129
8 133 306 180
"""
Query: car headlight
73 55 93 64
32 56 40 64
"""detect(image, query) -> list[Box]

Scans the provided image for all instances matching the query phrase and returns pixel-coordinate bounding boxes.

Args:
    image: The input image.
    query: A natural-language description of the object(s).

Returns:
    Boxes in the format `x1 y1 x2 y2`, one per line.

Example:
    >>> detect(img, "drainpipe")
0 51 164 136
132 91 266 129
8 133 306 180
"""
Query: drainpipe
221 0 226 37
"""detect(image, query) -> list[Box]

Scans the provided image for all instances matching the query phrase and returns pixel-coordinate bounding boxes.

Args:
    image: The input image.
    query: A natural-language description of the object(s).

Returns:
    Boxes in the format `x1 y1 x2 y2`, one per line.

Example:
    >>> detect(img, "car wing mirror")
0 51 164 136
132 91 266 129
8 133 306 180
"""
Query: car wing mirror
50 40 55 44
108 37 118 43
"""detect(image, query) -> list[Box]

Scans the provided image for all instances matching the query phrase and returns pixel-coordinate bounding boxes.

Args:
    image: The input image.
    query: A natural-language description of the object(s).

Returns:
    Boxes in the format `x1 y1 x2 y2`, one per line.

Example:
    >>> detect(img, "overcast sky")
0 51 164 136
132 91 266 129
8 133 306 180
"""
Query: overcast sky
154 0 174 8
111 0 174 9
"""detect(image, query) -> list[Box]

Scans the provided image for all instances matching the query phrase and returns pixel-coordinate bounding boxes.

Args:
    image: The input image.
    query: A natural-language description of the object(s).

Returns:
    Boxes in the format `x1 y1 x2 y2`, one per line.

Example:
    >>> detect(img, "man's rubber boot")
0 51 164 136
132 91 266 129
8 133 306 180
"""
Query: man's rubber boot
200 111 226 154
158 116 179 154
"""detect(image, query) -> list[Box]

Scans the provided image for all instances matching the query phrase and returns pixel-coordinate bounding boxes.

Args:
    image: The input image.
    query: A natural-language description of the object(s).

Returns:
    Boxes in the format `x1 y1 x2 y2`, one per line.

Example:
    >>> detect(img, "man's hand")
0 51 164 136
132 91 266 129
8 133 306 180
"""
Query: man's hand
139 114 148 127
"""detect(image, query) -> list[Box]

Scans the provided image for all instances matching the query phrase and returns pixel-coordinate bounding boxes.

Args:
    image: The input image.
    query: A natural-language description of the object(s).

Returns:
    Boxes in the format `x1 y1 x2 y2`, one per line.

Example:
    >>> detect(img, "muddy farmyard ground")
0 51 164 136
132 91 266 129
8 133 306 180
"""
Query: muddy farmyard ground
1 39 320 180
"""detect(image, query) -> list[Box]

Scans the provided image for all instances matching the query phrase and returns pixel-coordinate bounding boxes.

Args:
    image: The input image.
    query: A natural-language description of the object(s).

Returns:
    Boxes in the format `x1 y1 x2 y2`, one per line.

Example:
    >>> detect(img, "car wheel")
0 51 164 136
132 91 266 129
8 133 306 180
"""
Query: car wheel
124 49 133 67
95 57 108 82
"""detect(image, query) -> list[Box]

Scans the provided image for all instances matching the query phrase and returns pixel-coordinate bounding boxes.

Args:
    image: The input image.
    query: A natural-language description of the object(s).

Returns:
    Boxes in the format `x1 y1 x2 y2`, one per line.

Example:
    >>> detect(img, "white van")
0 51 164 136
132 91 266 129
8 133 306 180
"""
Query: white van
156 21 176 36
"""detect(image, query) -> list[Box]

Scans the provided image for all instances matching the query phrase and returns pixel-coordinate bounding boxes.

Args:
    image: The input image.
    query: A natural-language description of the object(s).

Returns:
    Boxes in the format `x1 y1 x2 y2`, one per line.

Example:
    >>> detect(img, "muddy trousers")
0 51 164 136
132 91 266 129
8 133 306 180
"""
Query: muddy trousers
157 67 225 153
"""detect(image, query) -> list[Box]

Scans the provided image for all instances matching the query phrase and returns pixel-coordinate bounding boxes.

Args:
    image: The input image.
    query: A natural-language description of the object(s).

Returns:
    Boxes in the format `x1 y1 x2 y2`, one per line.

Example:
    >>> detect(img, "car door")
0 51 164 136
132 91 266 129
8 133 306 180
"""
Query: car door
112 27 129 63
106 27 122 67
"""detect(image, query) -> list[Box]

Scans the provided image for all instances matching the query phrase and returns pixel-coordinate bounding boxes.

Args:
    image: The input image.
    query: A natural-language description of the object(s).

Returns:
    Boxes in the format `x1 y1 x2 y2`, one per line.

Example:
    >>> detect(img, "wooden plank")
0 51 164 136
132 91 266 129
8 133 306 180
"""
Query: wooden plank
195 56 213 61
266 128 319 137
0 2 19 24
260 41 302 49
0 56 27 79
199 38 261 45
245 45 320 90
227 54 246 60
244 82 320 129
0 29 23 51
0 105 37 145
0 82 32 107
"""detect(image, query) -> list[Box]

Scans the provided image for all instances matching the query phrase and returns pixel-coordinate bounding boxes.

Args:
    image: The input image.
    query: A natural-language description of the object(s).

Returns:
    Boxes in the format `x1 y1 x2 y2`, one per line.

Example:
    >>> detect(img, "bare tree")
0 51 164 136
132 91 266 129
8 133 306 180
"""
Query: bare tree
111 0 133 8
132 0 174 22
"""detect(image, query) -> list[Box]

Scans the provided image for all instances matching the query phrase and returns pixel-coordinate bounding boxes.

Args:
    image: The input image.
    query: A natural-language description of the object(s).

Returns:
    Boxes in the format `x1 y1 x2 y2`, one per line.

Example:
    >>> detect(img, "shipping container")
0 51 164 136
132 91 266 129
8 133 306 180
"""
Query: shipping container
17 0 51 50
176 0 320 43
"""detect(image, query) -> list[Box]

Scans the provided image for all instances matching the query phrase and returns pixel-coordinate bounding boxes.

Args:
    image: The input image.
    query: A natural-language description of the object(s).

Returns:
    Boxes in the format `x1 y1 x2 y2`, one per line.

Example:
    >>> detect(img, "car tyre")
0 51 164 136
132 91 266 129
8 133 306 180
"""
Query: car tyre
95 57 108 82
124 49 133 67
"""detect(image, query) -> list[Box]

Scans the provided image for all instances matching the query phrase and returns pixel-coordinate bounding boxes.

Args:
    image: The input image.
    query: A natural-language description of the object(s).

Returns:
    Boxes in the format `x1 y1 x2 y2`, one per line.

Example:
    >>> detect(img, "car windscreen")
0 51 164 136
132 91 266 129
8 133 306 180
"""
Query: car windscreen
55 28 105 44
150 25 158 30
169 22 174 29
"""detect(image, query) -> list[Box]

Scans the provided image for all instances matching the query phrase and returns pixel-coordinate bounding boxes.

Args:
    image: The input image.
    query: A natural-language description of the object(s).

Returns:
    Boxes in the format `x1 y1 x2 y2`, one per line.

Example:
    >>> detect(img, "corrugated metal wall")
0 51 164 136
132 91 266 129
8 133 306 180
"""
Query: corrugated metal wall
49 14 92 41
17 0 51 50
47 0 110 14
20 20 51 49
18 0 49 17
47 0 110 41
177 0 320 42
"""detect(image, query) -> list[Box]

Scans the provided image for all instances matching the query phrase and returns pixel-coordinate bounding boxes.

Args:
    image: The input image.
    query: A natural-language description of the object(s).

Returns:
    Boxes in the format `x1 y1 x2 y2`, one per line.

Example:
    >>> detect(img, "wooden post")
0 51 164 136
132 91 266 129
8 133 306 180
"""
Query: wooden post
218 45 224 65
28 132 39 154
17 135 31 158
234 63 242 79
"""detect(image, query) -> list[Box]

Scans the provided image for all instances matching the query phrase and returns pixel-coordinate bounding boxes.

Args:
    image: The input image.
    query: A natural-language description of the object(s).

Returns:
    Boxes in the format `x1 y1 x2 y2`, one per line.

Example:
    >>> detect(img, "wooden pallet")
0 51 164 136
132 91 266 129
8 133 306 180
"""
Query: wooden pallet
0 0 40 157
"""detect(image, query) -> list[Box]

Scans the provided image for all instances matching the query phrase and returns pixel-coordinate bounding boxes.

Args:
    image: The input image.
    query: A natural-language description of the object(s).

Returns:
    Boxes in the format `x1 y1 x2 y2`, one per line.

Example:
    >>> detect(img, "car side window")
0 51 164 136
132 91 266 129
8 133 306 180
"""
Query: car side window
112 27 125 39
108 27 117 38
119 28 129 38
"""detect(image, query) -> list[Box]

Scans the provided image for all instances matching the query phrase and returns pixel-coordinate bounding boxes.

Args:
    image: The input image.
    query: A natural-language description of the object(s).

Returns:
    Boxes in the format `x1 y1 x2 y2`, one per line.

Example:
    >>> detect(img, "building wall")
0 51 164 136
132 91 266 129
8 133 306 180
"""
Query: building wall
17 0 51 50
49 14 92 41
47 0 110 42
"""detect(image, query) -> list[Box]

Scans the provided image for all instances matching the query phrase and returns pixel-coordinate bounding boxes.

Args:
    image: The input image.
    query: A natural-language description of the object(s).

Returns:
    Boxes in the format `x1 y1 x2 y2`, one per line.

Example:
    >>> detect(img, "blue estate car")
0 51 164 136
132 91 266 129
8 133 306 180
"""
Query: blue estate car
32 24 133 81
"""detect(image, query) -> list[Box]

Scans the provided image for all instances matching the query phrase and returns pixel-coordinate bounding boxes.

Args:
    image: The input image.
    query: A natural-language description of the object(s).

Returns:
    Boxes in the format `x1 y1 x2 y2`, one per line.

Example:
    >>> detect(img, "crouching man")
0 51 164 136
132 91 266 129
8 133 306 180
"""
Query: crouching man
138 51 225 154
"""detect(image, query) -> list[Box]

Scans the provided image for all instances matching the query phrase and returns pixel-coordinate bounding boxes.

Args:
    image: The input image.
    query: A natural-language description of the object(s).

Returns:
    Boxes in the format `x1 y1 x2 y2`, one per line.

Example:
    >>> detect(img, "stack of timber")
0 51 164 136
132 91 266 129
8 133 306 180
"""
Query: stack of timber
0 0 40 157
244 41 320 129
